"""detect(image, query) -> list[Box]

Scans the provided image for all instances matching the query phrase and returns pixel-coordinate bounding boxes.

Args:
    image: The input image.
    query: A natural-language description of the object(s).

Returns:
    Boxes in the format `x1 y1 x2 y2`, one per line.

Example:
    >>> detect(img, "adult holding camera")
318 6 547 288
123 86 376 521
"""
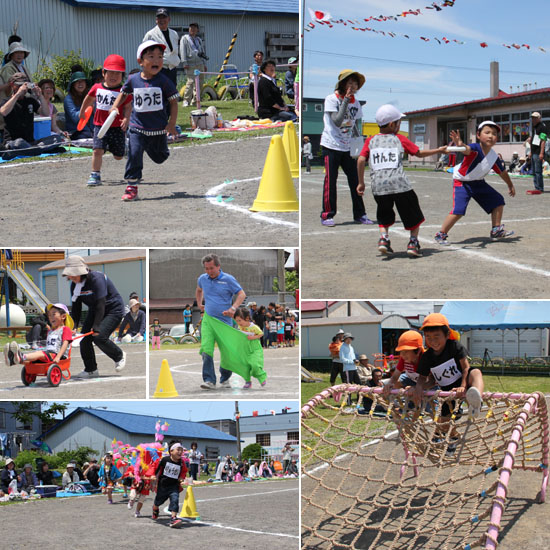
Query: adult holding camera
180 22 207 107
0 42 32 97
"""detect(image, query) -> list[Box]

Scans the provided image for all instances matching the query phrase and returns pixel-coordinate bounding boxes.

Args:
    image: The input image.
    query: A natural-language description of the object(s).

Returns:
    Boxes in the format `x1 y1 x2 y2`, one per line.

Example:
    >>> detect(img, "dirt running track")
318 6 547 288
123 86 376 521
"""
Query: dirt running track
150 345 299 399
302 169 550 298
0 136 298 247
2 478 299 550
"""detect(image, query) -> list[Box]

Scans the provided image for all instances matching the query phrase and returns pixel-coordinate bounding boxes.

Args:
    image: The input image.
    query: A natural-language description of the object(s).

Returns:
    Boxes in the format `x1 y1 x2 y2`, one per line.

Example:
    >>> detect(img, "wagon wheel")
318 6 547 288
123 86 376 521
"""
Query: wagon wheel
179 334 198 345
218 85 238 100
47 363 62 387
21 366 36 386
202 85 218 100
160 335 177 345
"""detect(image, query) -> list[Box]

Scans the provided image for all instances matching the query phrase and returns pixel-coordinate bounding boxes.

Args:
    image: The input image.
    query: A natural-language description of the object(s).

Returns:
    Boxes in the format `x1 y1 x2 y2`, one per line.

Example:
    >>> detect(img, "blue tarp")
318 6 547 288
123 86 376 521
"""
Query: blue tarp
440 301 550 330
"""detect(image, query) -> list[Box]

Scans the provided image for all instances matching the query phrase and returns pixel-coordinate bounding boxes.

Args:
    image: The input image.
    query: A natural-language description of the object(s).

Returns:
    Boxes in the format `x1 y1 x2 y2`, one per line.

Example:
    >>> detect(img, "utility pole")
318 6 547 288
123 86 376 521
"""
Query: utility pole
235 401 242 459
277 249 286 306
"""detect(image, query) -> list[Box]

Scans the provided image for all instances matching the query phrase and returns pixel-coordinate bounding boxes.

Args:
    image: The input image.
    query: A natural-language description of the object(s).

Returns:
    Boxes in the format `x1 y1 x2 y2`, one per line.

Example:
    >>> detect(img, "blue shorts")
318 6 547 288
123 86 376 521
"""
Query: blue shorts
450 179 505 216
93 125 126 157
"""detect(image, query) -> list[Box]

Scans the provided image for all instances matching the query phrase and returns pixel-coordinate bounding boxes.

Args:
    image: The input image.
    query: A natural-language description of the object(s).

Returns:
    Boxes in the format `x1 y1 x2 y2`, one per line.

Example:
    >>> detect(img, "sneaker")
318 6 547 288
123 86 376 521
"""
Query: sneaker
321 218 335 227
446 437 459 456
115 351 126 372
260 380 267 387
200 381 216 390
134 511 141 518
466 386 483 419
128 500 134 509
182 100 189 107
152 507 159 520
170 517 183 528
87 173 102 186
72 369 99 379
122 184 139 201
377 236 393 255
219 380 231 388
243 381 252 389
526 189 542 195
3 343 14 366
108 499 113 504
355 215 375 225
490 225 514 240
407 238 422 258
9 341 22 364
434 231 450 245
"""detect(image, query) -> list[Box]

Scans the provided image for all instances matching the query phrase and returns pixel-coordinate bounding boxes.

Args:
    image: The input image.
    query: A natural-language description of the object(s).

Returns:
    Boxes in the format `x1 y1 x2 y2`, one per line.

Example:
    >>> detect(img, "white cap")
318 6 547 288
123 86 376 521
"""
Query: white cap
531 111 541 118
375 104 404 126
477 120 500 133
137 40 166 60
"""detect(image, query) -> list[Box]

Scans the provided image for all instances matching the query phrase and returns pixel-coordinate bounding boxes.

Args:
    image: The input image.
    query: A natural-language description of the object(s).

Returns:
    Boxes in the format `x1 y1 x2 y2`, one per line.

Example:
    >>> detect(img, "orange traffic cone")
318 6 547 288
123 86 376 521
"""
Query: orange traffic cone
153 359 179 398
250 135 299 212
282 120 299 178
179 485 200 519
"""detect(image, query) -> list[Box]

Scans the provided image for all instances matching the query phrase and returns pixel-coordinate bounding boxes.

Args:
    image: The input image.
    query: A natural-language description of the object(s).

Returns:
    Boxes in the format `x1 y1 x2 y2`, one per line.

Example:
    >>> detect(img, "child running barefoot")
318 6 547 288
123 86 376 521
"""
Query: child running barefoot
233 307 267 389
3 303 73 366
413 313 484 454
79 54 132 187
98 453 122 504
110 40 179 201
152 441 188 528
151 318 162 350
357 104 447 257
434 122 516 245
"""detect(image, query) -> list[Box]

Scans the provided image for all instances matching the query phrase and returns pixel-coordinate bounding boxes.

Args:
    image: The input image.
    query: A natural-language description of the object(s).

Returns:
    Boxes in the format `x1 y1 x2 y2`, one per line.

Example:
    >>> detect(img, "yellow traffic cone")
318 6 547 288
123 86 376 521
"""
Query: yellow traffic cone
250 135 299 212
153 359 179 398
282 120 299 178
179 485 200 519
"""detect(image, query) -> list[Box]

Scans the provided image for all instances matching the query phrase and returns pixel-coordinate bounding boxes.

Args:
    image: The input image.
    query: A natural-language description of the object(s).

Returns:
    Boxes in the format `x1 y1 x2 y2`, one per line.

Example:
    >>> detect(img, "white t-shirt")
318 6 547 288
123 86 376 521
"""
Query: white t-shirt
320 93 362 152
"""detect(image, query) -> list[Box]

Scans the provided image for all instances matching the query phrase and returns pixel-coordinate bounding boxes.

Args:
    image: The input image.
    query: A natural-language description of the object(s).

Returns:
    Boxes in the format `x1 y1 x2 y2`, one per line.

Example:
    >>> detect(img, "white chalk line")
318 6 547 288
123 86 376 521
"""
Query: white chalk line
205 178 299 228
178 518 299 539
195 487 298 503
0 374 145 392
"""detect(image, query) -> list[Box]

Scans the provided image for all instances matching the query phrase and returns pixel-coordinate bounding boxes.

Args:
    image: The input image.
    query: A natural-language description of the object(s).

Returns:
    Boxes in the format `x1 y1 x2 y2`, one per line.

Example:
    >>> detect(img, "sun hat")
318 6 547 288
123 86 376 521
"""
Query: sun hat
23 463 32 469
137 40 166 60
342 332 354 340
477 120 500 133
395 330 424 351
335 69 366 91
128 298 140 308
67 71 88 91
5 458 14 466
103 54 126 72
7 42 30 60
288 57 297 64
62 255 89 277
66 463 74 468
375 104 404 126
357 354 369 360
8 72 30 85
46 303 74 329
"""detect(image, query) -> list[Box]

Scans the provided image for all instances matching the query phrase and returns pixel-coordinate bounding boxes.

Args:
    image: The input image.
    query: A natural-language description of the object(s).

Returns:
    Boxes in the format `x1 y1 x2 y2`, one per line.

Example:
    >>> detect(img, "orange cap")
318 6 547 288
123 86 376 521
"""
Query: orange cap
421 313 460 341
395 330 423 351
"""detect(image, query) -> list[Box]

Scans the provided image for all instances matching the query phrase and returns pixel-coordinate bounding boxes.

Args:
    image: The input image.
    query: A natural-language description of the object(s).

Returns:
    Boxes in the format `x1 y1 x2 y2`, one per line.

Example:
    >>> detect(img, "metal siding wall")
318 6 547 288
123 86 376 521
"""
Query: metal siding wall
2 2 297 79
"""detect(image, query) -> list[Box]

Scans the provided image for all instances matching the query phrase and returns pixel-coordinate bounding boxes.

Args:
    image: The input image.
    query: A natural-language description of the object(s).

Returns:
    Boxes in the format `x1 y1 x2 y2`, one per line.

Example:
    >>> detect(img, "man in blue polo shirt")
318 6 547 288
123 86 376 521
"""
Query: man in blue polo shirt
196 254 246 390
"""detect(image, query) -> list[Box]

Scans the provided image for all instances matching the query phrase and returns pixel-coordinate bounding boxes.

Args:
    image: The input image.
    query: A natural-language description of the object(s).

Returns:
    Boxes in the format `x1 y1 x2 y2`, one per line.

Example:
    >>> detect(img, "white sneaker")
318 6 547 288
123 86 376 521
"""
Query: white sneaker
219 380 231 388
3 343 12 366
10 341 22 364
182 100 189 107
466 387 483 418
200 381 216 390
115 351 126 372
73 369 99 379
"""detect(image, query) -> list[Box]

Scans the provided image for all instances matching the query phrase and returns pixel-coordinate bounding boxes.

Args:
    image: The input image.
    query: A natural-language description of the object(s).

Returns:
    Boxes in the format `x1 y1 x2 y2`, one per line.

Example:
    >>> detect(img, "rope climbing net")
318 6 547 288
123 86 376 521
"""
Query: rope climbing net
301 385 549 550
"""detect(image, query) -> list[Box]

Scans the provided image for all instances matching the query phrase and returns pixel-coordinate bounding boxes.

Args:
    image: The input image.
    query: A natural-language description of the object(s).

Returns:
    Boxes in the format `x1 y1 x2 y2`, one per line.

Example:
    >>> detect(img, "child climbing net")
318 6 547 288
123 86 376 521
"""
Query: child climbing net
301 385 549 550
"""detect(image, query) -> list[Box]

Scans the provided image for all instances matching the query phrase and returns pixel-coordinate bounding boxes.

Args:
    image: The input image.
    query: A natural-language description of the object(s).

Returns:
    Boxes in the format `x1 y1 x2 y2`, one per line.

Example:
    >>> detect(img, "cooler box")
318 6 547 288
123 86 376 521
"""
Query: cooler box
34 116 52 139
36 484 58 498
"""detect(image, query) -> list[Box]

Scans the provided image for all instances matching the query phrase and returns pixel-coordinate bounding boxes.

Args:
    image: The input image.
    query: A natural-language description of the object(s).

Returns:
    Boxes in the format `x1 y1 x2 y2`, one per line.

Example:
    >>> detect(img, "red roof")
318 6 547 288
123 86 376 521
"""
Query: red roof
405 87 550 117
301 301 338 312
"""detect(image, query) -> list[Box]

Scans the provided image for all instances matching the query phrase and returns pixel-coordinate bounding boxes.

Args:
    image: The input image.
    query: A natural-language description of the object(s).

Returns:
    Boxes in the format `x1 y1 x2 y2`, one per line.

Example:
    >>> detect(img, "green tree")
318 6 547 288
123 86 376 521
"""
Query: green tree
273 270 299 293
10 401 69 433
33 49 96 93
241 442 266 462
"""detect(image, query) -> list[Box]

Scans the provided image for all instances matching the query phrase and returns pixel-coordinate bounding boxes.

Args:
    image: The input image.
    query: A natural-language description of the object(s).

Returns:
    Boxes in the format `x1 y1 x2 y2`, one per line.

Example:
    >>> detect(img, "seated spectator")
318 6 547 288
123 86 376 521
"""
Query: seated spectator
259 460 272 478
0 42 32 98
62 463 79 488
0 72 50 148
1 458 20 493
543 160 550 176
20 463 38 491
64 71 92 139
520 157 532 175
38 79 64 134
257 59 297 122
361 368 387 413
248 460 260 478
356 354 374 384
70 462 84 482
26 312 49 349
118 298 146 343
284 57 297 100
509 152 520 173
36 461 55 485
286 459 298 477
83 458 100 488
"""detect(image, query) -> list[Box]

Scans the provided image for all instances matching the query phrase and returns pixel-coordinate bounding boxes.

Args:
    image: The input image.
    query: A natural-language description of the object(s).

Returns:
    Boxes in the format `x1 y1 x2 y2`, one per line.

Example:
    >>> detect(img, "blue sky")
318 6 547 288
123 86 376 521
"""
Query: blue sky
47 401 298 421
303 0 550 124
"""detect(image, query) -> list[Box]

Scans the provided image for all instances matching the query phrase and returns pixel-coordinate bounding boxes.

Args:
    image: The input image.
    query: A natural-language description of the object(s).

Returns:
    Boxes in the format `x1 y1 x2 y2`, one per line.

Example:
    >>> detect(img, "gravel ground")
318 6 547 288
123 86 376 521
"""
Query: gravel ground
1 478 299 550
0 342 146 399
150 344 299 399
301 169 550 298
0 135 298 247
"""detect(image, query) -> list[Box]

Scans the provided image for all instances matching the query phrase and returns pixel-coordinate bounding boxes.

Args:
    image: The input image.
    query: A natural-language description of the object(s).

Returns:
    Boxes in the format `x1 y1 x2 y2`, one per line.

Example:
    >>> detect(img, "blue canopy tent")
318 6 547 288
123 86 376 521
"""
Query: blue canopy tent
440 301 550 359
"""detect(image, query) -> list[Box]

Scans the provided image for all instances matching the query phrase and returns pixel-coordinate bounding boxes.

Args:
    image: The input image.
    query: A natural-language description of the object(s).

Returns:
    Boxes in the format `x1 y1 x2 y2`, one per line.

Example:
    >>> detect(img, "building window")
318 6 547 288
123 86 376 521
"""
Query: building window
0 409 5 429
302 104 308 112
204 446 219 460
256 433 271 447
287 431 299 443
315 104 323 112
15 419 31 431
477 111 532 144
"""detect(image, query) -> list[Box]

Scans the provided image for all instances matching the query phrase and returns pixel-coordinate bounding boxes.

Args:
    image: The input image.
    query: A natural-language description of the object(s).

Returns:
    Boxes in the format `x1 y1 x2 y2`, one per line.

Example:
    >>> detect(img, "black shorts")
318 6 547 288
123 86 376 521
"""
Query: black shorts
439 367 481 417
374 189 424 230
93 125 126 157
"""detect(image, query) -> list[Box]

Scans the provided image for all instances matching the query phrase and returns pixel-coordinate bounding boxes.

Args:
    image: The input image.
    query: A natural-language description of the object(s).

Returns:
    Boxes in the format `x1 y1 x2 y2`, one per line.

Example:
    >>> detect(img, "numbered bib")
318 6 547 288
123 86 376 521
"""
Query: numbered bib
430 358 462 386
163 461 181 479
133 87 164 113
369 148 400 171
95 89 119 111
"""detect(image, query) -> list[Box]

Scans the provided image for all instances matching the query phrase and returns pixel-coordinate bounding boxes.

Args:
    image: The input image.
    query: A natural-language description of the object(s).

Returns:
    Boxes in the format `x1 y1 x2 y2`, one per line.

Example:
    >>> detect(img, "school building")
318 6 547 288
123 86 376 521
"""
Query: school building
405 62 550 162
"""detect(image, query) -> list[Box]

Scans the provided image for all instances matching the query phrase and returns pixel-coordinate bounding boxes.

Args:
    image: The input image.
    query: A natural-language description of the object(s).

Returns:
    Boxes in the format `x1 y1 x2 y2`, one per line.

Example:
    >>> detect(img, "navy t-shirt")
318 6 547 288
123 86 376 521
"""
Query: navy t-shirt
417 339 468 391
121 72 178 133
70 271 124 315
